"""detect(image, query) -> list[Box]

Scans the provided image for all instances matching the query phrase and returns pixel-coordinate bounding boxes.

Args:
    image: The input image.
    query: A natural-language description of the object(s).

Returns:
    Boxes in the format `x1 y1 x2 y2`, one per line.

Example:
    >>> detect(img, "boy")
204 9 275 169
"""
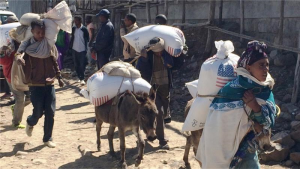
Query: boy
16 19 64 148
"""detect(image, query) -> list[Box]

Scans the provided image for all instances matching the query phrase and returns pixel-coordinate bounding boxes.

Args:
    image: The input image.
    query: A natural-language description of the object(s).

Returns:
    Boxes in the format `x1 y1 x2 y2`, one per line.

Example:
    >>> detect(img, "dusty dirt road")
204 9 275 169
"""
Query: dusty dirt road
0 79 286 169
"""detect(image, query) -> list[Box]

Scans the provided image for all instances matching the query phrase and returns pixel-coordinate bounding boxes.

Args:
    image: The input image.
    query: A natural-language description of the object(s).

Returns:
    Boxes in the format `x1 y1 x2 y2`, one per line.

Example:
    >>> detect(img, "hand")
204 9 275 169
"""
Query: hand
243 90 261 112
17 58 25 66
141 49 147 58
58 79 64 88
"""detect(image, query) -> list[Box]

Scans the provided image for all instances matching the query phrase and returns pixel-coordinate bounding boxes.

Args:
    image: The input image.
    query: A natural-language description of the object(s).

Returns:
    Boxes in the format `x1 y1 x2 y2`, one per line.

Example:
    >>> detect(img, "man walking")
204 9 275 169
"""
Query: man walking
120 13 139 64
70 16 89 85
92 9 114 70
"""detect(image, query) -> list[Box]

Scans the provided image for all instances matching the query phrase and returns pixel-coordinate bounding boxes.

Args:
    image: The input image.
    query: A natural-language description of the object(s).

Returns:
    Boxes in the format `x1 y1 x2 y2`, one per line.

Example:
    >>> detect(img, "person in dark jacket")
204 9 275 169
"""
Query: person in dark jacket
69 16 89 85
92 9 115 70
155 14 167 25
136 37 183 150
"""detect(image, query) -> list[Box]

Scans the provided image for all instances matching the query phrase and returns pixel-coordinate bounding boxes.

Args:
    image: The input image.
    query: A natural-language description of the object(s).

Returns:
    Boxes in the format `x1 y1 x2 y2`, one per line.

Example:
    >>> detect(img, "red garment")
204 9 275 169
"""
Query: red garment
0 51 15 83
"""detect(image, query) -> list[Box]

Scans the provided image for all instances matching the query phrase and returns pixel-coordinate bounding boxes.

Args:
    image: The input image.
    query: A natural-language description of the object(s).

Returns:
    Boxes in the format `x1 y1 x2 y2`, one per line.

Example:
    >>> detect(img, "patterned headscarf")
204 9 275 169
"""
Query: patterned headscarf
237 41 268 68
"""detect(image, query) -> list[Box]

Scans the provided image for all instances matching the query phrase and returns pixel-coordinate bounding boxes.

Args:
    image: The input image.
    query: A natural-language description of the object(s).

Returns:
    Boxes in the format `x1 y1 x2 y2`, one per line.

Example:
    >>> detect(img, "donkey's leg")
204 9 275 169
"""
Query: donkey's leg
133 127 145 167
107 125 116 156
96 118 103 152
118 128 127 169
183 135 192 167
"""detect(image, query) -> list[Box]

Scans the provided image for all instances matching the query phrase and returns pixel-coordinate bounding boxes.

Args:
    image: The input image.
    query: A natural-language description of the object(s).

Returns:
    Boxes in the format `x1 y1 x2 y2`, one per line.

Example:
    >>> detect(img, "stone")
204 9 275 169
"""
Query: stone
296 113 300 121
15 151 28 156
260 143 289 162
291 131 300 142
291 121 300 131
276 112 293 123
290 152 300 164
270 50 278 59
285 160 294 167
32 159 46 165
161 160 168 164
274 54 296 67
275 99 283 108
281 103 299 114
271 131 295 148
283 94 292 103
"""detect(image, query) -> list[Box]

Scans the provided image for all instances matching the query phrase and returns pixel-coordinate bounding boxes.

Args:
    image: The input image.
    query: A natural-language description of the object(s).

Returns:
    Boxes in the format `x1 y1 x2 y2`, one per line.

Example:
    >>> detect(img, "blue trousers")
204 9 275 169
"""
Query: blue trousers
27 86 56 142
72 50 87 80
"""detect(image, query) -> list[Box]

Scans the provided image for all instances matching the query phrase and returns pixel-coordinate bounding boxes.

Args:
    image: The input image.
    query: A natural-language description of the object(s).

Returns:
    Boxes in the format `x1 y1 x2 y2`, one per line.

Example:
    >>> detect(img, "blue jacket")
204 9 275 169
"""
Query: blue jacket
136 50 184 88
70 26 89 51
92 19 114 53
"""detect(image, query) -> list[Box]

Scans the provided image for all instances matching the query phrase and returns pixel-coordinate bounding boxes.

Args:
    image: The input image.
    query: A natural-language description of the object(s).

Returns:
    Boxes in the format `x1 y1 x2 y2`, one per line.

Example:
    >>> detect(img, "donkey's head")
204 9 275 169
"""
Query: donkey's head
252 122 274 152
131 85 158 141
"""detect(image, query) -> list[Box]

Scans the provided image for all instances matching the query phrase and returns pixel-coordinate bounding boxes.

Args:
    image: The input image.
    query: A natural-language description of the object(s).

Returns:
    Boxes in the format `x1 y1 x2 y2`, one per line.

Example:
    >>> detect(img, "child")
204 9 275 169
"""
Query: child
16 19 64 148
198 41 277 168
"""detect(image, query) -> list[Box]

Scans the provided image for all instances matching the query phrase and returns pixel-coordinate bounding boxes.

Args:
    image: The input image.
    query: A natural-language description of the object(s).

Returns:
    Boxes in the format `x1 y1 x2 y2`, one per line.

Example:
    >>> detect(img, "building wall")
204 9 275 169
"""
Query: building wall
7 0 31 19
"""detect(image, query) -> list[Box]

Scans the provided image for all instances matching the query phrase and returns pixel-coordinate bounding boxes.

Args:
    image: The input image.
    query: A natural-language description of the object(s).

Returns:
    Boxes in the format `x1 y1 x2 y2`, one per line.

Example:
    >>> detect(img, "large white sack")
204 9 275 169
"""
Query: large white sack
123 25 186 57
20 13 41 26
182 40 239 131
102 61 141 78
44 1 72 33
44 19 59 47
186 79 198 98
80 72 151 106
0 22 21 47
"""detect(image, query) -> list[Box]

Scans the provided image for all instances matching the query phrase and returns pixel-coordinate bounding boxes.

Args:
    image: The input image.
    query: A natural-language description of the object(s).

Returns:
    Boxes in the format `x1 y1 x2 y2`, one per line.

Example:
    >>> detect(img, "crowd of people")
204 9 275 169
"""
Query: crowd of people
0 8 278 168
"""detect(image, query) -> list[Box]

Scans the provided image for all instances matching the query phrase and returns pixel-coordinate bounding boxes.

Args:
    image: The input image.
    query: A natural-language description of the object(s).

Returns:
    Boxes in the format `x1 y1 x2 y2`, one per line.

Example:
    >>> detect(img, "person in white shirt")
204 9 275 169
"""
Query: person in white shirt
69 17 89 85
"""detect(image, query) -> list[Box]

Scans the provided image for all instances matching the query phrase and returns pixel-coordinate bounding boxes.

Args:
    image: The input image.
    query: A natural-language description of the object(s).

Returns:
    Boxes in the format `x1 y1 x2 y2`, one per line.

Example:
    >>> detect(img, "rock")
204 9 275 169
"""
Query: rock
281 103 299 114
270 50 278 59
296 113 300 121
290 152 300 164
291 131 300 142
275 99 283 108
283 94 292 103
285 160 294 167
161 160 168 164
15 151 28 156
291 121 300 131
276 112 293 122
260 143 289 162
32 159 46 165
271 131 295 148
274 54 297 67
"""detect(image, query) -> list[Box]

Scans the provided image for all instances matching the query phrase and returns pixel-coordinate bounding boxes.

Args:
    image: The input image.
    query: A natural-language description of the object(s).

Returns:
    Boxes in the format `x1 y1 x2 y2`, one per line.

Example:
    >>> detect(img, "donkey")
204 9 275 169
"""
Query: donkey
183 99 274 168
95 86 158 169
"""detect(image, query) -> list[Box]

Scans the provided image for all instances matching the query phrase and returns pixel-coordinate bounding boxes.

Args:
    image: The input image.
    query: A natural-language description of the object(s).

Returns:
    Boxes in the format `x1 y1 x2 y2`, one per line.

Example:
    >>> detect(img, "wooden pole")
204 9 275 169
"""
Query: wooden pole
164 0 168 18
146 1 151 23
279 0 285 46
181 0 186 30
219 0 223 26
291 32 300 104
204 0 216 55
240 0 244 42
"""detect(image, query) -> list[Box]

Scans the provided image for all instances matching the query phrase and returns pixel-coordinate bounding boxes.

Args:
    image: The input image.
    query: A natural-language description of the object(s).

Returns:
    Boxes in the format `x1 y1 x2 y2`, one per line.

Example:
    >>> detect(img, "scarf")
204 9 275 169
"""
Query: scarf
238 41 268 68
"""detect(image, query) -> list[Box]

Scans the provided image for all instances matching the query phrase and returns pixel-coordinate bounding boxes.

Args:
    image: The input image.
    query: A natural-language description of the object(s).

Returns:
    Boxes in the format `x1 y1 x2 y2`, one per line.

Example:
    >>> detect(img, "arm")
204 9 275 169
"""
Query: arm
162 51 174 68
51 56 64 87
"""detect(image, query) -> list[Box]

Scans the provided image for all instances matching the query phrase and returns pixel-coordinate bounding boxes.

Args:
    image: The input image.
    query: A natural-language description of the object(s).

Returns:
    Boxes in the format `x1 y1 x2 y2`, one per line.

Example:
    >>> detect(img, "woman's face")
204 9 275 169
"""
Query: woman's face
246 58 269 82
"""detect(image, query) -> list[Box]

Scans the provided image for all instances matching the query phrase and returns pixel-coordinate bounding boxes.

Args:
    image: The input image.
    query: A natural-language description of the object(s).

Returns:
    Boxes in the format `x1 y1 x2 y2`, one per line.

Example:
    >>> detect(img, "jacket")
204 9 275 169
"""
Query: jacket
136 50 184 88
93 19 114 53
120 23 139 59
70 26 89 51
0 51 15 83
22 53 60 86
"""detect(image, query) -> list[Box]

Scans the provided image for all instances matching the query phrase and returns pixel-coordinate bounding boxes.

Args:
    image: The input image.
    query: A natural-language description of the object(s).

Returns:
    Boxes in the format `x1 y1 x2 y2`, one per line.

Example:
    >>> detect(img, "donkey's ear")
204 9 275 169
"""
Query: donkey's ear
149 84 158 101
131 92 145 105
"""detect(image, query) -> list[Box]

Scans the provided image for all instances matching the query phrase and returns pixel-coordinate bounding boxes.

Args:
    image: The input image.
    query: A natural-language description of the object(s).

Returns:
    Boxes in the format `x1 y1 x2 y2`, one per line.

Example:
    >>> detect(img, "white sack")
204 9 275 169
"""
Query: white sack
80 72 151 106
182 40 239 131
44 19 59 47
11 54 29 91
186 79 198 98
102 61 141 78
20 13 41 26
123 25 186 57
0 23 21 47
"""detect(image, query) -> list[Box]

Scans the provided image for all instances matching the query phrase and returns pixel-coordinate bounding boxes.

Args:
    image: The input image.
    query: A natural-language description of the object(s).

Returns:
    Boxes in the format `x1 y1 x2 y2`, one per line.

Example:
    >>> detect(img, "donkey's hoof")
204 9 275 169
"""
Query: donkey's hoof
97 146 101 152
135 158 142 167
121 162 127 169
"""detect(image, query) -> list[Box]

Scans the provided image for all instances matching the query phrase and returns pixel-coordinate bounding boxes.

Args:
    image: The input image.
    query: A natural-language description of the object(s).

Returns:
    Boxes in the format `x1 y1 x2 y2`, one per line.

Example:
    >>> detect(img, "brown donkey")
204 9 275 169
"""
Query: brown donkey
183 99 273 168
95 86 158 169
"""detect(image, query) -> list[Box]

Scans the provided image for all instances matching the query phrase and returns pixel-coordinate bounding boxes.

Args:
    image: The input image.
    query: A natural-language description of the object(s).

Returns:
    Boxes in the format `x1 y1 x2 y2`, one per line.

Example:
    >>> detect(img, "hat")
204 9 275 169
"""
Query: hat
148 38 165 52
96 9 110 17
6 16 19 23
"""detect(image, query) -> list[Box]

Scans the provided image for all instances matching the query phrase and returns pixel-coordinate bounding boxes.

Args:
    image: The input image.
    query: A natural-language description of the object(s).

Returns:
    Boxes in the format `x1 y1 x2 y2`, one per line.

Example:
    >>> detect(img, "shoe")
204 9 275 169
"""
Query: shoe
26 123 33 137
72 72 77 77
77 80 81 83
11 104 15 115
44 141 56 148
13 124 26 129
0 93 12 100
164 117 172 124
80 80 86 85
159 144 170 150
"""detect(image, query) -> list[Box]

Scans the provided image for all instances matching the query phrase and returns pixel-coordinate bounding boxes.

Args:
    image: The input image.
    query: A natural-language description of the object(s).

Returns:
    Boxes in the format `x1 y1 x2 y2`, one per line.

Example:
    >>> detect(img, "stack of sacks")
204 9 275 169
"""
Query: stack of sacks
182 40 240 131
80 61 152 106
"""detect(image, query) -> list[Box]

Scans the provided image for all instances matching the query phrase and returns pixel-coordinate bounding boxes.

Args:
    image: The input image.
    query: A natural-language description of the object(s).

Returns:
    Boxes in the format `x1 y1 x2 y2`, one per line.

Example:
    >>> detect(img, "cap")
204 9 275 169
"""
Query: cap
96 9 110 17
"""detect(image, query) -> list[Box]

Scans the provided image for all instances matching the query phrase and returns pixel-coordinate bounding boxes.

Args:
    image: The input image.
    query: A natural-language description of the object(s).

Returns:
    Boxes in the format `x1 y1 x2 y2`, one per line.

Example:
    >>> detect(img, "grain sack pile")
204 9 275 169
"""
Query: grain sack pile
80 61 151 106
182 40 240 131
